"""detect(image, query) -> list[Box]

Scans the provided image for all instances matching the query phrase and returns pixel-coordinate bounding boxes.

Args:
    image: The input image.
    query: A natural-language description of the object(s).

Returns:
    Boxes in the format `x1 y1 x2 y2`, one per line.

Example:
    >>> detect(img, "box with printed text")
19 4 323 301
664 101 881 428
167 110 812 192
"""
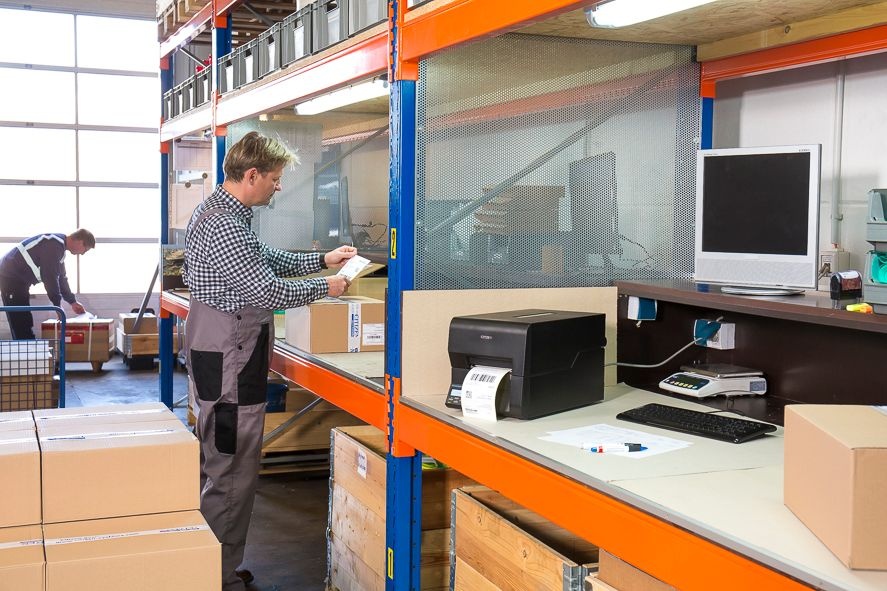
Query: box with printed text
285 296 384 353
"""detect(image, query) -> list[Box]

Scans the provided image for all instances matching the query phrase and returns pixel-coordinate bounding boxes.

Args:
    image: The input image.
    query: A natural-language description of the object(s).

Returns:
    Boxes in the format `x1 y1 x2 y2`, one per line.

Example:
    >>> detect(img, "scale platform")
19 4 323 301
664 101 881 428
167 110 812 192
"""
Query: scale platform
659 363 767 398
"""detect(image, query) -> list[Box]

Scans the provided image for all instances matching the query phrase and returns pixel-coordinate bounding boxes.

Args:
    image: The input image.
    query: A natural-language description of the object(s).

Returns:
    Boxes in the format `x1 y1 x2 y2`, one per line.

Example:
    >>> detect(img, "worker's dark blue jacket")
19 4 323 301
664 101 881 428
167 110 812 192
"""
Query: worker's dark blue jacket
0 233 76 307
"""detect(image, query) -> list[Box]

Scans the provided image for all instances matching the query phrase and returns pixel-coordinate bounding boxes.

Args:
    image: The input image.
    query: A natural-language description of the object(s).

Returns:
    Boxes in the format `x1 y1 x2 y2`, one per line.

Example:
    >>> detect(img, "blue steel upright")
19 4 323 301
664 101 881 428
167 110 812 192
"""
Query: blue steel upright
159 53 175 409
385 0 423 586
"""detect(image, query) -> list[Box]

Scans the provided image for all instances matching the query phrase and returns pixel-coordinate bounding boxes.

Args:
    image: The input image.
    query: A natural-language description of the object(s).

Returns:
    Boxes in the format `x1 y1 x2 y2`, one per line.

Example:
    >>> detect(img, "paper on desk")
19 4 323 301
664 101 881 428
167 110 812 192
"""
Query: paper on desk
70 312 97 321
540 423 692 458
337 255 373 282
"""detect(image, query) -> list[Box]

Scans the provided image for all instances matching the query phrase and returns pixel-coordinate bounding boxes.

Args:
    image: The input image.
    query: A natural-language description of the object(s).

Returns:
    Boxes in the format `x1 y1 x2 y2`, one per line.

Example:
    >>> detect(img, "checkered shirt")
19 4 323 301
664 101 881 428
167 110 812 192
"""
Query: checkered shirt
183 185 328 314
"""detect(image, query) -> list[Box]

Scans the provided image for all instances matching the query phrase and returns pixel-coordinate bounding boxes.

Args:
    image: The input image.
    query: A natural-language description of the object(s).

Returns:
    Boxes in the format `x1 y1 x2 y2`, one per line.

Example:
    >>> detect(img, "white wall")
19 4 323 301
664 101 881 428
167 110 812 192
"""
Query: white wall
713 51 887 272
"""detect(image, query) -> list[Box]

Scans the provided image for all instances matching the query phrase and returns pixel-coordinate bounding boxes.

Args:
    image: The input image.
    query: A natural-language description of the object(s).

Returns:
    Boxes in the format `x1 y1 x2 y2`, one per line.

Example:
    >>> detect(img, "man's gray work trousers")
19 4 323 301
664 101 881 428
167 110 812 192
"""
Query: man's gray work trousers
186 299 273 591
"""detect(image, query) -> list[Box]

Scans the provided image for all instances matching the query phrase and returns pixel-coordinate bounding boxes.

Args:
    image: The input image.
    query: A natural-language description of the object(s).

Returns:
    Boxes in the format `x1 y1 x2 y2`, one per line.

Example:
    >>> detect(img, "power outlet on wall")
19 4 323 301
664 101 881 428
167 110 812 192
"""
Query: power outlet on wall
819 250 851 289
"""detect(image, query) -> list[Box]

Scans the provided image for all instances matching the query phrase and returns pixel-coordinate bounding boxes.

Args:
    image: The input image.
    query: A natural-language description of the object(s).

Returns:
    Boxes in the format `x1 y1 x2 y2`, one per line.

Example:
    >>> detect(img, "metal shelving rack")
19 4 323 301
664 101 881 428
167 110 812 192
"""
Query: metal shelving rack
157 1 887 589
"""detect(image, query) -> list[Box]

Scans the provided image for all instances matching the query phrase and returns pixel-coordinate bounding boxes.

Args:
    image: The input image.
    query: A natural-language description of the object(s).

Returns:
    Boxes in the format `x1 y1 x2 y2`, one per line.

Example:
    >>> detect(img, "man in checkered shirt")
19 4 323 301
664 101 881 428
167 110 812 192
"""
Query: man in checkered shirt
184 131 356 591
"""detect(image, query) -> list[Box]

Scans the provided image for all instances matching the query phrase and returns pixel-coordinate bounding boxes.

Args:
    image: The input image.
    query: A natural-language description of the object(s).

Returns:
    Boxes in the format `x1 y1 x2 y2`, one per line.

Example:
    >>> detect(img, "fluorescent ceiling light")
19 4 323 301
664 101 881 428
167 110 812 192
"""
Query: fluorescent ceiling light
586 0 718 28
294 79 389 116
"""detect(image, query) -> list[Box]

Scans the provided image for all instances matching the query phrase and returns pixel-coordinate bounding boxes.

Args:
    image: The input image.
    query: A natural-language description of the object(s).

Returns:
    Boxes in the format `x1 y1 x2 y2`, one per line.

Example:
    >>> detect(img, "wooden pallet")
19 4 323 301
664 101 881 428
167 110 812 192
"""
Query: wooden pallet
157 0 211 41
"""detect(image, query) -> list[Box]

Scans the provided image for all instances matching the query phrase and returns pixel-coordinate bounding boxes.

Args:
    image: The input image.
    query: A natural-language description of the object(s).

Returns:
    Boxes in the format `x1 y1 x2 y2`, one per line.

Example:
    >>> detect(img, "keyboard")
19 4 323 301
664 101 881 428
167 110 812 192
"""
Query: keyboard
616 403 777 444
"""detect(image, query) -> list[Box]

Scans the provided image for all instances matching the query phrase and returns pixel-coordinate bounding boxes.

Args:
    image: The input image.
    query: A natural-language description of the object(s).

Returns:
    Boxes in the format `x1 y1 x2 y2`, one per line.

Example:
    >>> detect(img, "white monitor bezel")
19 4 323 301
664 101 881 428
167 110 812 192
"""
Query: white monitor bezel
694 144 821 290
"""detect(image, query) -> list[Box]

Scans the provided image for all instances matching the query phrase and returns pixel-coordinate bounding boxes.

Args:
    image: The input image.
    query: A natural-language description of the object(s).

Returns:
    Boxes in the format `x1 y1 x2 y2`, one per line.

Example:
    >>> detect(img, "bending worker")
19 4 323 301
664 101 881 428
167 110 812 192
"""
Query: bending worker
0 229 94 340
183 131 355 591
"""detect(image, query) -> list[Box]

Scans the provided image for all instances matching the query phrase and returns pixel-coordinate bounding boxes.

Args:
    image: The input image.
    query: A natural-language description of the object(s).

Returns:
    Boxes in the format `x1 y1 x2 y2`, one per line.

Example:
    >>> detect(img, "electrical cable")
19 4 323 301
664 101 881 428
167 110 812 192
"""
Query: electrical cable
605 317 724 368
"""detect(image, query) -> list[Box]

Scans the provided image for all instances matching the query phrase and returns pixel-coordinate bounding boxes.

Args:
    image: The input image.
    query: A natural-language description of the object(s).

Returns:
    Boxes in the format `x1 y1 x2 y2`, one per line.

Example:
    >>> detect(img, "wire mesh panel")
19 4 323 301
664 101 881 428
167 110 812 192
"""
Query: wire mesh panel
0 339 59 411
415 34 700 290
227 119 389 254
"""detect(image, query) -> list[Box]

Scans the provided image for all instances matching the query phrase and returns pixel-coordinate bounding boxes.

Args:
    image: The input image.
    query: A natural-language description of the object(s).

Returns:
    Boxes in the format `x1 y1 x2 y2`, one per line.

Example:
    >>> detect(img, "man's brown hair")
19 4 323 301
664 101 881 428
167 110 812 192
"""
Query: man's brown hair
223 131 298 181
69 228 95 248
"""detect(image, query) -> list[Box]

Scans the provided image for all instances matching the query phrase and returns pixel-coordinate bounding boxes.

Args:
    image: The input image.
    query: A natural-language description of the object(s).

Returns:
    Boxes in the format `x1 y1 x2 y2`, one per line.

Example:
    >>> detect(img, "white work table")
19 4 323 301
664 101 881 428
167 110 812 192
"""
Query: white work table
404 385 887 591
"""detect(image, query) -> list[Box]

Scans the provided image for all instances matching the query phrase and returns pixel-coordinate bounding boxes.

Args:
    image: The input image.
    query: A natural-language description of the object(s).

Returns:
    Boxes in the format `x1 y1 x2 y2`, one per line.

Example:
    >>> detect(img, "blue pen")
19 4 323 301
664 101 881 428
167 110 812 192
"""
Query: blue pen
581 443 647 453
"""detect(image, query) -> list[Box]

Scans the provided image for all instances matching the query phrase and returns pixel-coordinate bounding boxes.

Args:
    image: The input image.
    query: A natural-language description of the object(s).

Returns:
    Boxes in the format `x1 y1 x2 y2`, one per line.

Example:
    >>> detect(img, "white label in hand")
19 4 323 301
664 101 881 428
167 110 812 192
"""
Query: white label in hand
337 255 372 281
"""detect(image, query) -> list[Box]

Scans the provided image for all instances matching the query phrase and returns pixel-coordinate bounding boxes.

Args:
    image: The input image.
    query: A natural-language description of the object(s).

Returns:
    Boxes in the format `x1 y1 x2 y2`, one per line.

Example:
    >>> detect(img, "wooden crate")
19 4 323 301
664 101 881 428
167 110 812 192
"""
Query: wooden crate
327 426 476 591
115 327 181 357
263 408 365 453
452 486 599 591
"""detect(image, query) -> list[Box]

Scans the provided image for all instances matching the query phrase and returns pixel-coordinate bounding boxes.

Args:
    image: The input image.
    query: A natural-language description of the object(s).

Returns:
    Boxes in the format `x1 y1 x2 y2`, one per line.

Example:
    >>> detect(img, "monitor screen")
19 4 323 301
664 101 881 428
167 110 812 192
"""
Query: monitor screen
694 145 821 289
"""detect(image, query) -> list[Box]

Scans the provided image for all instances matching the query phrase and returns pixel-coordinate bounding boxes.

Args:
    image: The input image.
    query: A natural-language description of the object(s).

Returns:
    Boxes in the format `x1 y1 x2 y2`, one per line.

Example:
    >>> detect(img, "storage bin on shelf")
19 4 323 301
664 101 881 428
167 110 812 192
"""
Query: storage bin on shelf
312 0 348 53
162 87 176 120
281 5 313 66
256 22 282 79
349 0 386 35
217 52 238 94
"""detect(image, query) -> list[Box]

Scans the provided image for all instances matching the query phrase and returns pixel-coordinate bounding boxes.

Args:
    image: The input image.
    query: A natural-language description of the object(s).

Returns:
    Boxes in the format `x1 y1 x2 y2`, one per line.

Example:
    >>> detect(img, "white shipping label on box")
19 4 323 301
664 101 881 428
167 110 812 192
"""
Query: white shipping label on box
347 302 361 352
461 365 510 422
362 323 384 346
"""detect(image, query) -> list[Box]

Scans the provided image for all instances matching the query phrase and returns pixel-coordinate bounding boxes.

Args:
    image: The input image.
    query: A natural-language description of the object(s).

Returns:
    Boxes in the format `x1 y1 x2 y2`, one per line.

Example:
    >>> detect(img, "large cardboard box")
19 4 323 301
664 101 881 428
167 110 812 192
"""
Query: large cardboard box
118 313 158 335
328 426 475 591
44 510 219 591
33 402 177 433
285 296 384 353
452 486 598 591
0 374 55 412
0 430 41 528
0 524 44 591
596 549 675 591
0 411 35 433
40 319 114 363
38 419 199 523
784 404 887 570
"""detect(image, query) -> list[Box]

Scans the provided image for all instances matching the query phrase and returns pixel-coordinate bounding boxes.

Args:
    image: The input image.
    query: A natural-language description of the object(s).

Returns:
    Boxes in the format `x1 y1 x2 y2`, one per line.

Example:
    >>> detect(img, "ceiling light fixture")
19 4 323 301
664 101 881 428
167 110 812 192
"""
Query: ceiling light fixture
585 0 718 28
294 79 389 116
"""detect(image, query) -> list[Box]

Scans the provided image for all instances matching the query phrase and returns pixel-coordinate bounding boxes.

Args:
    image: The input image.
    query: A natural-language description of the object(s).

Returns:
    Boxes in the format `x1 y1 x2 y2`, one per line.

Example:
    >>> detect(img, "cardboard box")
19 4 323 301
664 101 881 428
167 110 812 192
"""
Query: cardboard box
33 402 178 434
0 524 44 591
0 431 41 528
38 419 199 523
44 511 219 591
40 319 114 363
0 410 35 433
345 277 387 302
328 426 475 591
452 486 598 590
118 313 158 335
597 549 675 591
285 296 384 353
784 404 887 570
0 374 55 412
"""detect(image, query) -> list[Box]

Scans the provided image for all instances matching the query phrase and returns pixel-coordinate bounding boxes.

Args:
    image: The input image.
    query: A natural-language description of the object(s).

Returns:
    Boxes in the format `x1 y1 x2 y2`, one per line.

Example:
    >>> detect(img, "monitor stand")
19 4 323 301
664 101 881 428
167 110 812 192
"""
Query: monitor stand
719 285 805 296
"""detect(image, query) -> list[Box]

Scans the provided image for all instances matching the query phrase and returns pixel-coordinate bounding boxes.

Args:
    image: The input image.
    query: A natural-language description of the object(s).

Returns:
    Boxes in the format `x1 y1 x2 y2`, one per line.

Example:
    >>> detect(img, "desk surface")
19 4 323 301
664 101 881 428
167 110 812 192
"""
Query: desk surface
405 385 887 591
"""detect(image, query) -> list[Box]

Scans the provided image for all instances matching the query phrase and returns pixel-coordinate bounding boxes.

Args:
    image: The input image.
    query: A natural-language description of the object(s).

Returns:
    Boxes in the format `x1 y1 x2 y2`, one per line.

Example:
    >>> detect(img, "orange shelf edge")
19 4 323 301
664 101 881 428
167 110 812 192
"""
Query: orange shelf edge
160 292 190 319
700 23 887 97
400 0 590 64
395 403 811 591
270 348 388 431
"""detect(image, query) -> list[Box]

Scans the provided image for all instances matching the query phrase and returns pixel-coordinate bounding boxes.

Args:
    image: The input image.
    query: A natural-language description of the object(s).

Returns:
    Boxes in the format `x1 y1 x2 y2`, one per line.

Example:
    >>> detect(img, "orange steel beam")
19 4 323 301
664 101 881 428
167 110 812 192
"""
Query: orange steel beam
160 292 190 319
400 0 592 64
271 348 388 431
397 403 813 591
216 0 241 17
700 23 887 97
159 1 215 58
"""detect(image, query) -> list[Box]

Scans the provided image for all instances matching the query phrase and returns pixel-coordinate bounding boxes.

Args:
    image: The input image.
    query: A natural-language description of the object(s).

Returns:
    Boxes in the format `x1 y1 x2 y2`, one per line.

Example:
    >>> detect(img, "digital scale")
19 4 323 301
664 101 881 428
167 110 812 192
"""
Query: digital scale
659 364 767 398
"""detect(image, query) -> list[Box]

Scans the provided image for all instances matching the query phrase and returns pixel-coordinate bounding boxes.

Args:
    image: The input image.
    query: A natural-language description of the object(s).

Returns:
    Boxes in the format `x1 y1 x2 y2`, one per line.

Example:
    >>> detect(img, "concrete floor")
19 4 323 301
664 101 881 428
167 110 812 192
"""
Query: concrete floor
64 355 330 591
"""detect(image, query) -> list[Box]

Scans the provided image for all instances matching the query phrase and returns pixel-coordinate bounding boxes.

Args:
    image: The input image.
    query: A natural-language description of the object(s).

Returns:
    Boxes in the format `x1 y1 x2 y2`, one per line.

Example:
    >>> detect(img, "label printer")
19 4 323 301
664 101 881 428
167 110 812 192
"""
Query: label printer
447 309 606 419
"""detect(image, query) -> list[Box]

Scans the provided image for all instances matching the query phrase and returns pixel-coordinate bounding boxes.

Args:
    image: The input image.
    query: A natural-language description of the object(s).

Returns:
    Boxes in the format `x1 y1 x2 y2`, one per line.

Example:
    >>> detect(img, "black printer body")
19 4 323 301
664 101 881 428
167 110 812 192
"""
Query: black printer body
447 309 606 420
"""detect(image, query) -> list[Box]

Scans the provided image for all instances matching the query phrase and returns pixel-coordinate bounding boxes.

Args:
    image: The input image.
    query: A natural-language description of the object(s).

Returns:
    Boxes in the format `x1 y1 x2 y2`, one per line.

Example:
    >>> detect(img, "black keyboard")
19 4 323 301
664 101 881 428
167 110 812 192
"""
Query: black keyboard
616 403 777 444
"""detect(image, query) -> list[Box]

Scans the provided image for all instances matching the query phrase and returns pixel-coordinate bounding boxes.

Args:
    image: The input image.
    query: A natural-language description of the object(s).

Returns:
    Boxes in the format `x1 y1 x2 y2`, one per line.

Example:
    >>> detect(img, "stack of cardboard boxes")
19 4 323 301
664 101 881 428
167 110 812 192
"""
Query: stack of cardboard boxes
0 403 220 590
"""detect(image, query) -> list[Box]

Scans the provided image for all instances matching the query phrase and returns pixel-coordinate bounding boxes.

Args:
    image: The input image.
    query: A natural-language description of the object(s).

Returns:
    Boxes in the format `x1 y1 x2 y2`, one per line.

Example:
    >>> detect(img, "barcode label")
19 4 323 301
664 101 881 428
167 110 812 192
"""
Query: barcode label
471 373 497 384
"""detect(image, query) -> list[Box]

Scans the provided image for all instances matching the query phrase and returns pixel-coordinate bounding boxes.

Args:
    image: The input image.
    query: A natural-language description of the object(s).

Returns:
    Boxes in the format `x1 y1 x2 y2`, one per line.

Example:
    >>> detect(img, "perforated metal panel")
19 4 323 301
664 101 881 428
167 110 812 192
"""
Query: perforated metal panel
415 34 700 290
227 120 389 252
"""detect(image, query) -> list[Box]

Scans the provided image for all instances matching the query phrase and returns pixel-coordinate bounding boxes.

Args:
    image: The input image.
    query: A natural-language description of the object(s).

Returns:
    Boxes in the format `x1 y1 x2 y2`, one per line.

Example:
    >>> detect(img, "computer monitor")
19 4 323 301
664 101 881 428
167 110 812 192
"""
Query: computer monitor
694 145 821 293
569 151 621 264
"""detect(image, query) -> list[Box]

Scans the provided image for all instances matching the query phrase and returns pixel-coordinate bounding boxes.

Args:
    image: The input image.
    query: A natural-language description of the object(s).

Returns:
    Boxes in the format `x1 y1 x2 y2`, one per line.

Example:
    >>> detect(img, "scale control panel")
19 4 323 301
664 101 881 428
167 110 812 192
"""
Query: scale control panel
659 372 767 398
